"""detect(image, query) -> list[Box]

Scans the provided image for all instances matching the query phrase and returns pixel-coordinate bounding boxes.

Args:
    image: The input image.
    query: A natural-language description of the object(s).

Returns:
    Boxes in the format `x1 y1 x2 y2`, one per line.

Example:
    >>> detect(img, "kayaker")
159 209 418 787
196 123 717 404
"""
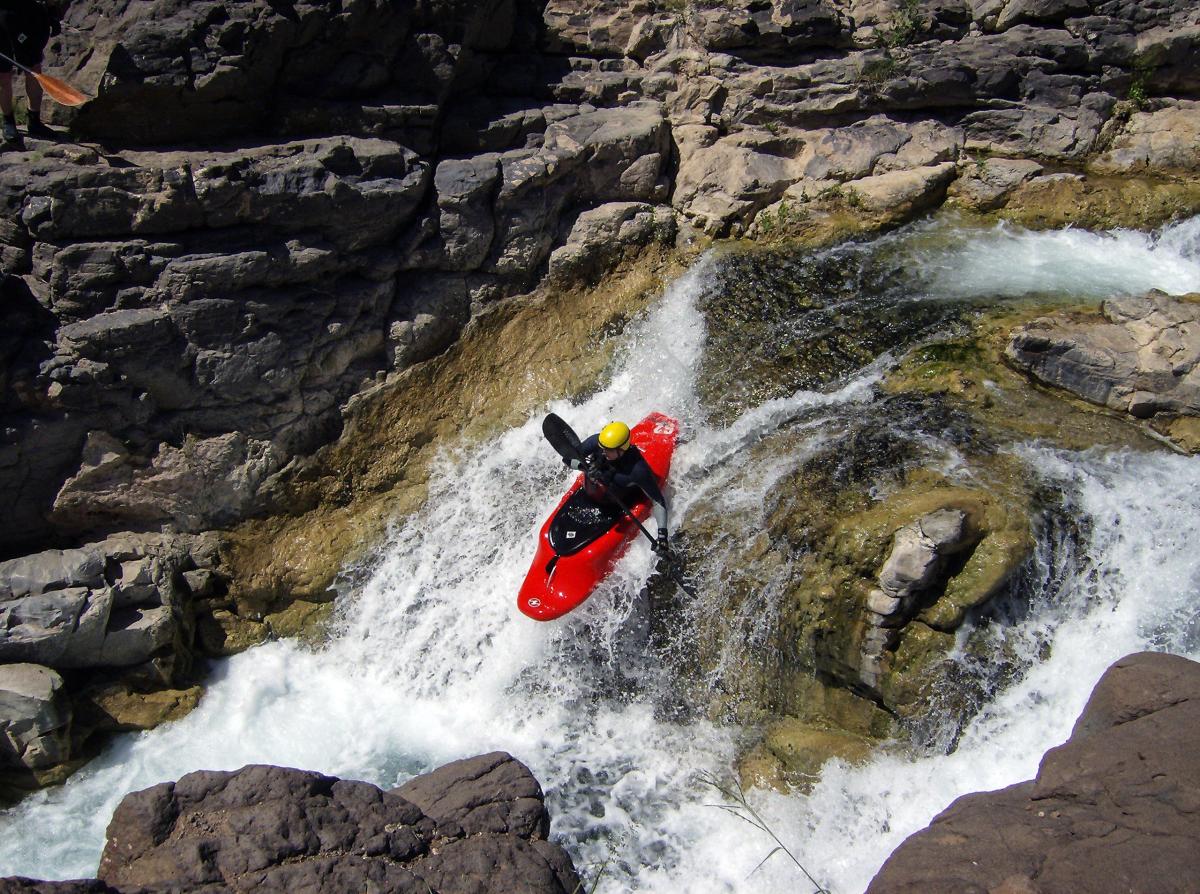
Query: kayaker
567 421 671 556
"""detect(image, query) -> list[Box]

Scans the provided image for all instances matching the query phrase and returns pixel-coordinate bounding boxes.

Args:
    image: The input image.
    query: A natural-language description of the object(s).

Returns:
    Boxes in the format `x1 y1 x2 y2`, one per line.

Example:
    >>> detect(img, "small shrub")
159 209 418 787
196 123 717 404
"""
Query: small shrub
876 0 926 49
859 54 900 88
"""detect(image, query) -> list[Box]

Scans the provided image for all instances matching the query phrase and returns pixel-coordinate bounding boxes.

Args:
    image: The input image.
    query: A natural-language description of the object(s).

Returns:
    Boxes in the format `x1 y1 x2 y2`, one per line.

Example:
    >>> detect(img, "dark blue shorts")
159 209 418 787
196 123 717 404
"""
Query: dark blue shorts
0 1 52 72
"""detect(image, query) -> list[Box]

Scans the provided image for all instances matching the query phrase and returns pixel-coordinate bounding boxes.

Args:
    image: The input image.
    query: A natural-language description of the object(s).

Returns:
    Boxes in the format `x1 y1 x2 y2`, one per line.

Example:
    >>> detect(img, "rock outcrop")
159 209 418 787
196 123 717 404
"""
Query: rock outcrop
0 533 223 786
0 752 579 894
867 651 1200 894
1007 291 1200 447
3 0 1196 558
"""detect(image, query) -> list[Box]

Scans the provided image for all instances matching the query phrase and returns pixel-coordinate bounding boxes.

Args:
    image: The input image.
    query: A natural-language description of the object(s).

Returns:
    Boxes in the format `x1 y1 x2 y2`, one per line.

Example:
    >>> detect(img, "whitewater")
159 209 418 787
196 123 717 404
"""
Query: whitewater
3 215 1200 893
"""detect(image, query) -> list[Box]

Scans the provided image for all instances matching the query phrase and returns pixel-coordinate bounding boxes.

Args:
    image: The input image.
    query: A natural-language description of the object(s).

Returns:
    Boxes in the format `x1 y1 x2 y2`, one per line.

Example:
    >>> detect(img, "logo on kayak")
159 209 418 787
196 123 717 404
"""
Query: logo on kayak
527 598 542 607
566 530 576 539
654 420 675 435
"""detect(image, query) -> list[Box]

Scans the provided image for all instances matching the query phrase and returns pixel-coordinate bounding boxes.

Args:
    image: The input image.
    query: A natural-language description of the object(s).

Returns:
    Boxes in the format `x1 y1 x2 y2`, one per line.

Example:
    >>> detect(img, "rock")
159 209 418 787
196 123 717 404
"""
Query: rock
744 717 875 791
948 157 1045 210
1091 101 1200 176
866 652 1200 894
81 758 579 894
0 664 71 770
548 202 675 282
0 882 117 893
0 533 222 679
1006 292 1200 423
392 751 550 840
673 133 806 235
847 162 958 217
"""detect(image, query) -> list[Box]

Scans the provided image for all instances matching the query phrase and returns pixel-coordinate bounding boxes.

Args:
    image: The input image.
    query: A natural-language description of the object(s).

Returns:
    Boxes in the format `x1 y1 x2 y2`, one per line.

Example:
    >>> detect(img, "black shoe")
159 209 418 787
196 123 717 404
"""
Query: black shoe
26 118 54 139
1 119 21 146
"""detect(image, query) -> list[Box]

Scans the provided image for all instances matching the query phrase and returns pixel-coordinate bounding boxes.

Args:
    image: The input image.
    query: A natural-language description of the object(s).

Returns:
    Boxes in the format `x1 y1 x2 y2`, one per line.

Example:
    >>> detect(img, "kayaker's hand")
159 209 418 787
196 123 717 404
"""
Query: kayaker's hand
567 457 583 470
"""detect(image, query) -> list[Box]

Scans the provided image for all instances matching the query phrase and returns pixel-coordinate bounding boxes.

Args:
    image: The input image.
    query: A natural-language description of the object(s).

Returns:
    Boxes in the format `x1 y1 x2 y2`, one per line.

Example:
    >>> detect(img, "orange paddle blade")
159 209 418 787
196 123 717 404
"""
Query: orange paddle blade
34 71 88 106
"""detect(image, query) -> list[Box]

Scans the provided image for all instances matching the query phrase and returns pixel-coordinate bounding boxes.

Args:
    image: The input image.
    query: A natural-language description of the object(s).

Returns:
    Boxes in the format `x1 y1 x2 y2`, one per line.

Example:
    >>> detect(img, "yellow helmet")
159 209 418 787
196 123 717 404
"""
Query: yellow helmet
598 421 631 450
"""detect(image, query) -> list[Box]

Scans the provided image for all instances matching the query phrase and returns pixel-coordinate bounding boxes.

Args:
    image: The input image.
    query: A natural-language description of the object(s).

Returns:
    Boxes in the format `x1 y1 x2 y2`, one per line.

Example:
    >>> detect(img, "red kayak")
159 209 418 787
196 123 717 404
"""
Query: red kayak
518 412 679 621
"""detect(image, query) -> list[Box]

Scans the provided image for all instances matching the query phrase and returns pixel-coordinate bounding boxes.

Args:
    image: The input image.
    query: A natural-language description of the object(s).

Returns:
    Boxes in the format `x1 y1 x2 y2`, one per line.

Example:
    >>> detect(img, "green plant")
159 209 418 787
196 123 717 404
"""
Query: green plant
858 54 899 88
1127 57 1153 109
876 0 926 49
698 771 832 892
757 200 808 236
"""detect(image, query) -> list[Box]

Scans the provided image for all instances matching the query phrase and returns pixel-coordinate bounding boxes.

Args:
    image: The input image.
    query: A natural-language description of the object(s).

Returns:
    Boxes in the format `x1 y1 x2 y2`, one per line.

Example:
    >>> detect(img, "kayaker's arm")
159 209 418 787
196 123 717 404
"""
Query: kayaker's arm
612 463 669 536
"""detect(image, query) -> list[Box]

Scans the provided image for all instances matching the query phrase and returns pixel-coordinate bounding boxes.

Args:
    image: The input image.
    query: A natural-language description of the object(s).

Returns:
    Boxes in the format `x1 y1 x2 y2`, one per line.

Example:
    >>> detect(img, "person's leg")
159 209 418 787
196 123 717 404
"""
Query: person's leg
25 67 50 136
1 71 15 118
0 72 18 143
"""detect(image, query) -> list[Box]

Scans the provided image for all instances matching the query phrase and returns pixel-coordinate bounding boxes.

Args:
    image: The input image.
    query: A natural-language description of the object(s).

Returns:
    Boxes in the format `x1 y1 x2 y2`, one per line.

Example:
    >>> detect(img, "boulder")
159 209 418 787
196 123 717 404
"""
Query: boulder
867 651 1200 894
1091 101 1200 176
0 664 71 771
948 157 1045 211
548 202 676 282
392 751 551 840
0 534 222 680
1006 292 1200 421
60 756 583 894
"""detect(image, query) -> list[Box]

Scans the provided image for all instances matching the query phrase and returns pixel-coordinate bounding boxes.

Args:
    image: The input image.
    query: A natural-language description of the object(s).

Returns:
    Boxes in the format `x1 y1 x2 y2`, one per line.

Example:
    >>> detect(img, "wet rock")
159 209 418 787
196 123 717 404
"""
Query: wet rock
861 508 979 686
740 716 875 791
1006 291 1200 425
867 651 1200 894
0 664 71 771
77 757 578 894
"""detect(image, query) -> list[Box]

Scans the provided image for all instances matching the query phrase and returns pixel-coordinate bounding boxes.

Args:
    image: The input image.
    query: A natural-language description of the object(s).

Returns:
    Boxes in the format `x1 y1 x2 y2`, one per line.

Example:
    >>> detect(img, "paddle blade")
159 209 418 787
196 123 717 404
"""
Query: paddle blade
35 71 87 107
542 413 584 463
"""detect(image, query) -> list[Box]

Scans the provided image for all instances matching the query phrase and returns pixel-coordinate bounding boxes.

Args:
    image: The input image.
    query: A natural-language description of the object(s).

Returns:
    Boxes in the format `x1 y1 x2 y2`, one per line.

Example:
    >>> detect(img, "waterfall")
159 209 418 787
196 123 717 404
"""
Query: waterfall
3 216 1200 892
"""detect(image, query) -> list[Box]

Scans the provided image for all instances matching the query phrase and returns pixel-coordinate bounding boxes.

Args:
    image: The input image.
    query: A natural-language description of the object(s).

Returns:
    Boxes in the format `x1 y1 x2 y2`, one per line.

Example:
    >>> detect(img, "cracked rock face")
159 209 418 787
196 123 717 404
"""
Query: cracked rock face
1006 291 1200 421
0 664 71 771
860 508 978 689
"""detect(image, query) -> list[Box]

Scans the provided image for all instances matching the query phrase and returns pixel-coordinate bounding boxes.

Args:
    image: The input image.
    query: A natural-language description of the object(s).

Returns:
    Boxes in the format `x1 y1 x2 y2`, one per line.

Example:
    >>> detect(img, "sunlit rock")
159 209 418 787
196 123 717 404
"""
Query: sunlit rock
1006 291 1200 437
867 652 1200 893
0 664 71 771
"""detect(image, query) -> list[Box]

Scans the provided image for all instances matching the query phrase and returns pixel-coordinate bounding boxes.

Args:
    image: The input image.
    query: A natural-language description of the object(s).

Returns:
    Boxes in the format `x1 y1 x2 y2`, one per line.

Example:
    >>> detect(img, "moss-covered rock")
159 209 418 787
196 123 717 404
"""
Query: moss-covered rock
740 716 877 792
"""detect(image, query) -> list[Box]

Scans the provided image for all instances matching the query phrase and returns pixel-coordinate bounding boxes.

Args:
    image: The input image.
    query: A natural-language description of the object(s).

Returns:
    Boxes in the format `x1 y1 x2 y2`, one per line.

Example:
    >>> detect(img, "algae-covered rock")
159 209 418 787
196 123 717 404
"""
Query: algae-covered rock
75 682 203 733
740 716 876 792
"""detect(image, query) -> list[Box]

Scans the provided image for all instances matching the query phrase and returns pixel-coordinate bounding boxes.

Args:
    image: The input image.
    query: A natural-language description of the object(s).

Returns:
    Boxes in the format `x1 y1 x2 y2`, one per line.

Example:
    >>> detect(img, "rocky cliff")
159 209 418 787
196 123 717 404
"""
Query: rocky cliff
2 0 1200 842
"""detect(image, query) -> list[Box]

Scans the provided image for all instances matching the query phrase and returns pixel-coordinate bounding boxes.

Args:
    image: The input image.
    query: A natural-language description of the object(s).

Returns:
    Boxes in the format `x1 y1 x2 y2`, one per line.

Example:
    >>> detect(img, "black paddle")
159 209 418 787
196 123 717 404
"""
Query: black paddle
542 413 697 598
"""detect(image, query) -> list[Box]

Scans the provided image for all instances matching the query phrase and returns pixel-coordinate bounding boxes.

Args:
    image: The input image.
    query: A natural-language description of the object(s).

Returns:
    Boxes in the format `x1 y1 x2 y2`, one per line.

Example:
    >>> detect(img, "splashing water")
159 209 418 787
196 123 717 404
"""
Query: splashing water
3 217 1200 893
898 213 1200 301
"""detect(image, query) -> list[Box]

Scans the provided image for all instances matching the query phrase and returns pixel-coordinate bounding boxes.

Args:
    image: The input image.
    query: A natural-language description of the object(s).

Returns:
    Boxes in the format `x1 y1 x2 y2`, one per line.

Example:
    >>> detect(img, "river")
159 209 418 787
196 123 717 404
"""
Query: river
3 215 1200 893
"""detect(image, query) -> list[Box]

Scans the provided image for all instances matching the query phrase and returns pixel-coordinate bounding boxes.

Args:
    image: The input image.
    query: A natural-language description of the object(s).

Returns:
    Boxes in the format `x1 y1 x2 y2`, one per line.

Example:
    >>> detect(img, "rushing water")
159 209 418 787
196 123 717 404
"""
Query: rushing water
3 215 1200 892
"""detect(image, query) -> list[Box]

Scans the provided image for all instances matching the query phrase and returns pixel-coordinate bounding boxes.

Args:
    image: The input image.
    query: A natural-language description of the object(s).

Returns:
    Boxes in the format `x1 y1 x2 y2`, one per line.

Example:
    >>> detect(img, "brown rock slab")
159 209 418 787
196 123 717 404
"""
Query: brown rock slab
867 652 1200 894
